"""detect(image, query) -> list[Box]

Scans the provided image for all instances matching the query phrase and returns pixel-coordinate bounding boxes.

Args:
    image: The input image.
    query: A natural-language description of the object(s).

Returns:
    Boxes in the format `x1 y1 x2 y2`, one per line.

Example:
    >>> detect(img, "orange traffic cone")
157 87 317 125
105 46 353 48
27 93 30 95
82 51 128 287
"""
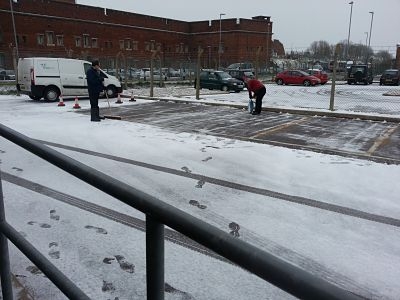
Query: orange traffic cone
57 94 65 107
129 91 136 102
72 96 81 109
115 93 123 104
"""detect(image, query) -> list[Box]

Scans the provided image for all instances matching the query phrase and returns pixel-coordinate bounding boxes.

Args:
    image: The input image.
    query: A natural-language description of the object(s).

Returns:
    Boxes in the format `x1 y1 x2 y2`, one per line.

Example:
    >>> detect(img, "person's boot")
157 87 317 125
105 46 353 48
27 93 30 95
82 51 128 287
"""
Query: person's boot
96 107 105 120
91 108 101 122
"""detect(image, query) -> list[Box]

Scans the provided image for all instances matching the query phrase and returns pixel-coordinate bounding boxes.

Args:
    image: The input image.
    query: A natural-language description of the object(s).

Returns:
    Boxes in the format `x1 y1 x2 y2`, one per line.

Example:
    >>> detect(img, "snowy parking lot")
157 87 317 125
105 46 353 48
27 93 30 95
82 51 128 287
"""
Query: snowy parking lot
0 85 400 299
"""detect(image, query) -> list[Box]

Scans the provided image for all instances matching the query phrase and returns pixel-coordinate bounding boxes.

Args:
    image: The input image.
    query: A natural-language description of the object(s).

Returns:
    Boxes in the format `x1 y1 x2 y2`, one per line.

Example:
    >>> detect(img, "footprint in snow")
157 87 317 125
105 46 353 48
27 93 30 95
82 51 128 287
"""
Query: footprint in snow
195 179 205 188
85 225 108 234
50 209 60 221
181 166 191 173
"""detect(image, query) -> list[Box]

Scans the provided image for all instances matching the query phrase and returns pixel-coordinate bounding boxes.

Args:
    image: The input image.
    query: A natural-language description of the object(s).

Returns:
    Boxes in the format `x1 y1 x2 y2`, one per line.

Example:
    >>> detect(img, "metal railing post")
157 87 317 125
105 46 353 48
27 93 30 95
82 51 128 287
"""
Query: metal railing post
146 215 164 300
0 170 14 300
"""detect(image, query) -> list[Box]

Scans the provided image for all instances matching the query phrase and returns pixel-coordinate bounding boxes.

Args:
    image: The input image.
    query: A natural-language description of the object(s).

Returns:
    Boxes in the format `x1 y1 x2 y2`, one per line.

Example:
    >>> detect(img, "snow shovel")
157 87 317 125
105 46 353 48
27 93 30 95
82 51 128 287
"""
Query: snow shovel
103 90 122 120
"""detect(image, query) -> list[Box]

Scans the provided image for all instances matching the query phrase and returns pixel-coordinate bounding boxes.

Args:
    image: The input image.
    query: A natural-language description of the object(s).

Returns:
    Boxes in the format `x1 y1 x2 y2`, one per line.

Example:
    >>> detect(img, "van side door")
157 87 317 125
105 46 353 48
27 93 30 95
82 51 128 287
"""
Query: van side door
58 59 87 96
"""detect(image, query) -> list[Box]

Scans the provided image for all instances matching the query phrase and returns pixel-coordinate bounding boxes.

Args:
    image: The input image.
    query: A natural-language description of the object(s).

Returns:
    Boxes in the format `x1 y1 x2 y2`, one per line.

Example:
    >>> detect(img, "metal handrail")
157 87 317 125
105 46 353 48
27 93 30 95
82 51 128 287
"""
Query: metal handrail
0 123 362 300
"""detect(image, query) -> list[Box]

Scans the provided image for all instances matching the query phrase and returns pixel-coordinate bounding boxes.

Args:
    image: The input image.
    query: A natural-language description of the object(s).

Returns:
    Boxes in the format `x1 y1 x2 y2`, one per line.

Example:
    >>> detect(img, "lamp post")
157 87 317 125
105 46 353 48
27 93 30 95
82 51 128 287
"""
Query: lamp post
346 1 354 61
367 11 374 65
364 32 368 63
9 0 19 60
10 0 19 95
368 11 374 49
218 13 225 70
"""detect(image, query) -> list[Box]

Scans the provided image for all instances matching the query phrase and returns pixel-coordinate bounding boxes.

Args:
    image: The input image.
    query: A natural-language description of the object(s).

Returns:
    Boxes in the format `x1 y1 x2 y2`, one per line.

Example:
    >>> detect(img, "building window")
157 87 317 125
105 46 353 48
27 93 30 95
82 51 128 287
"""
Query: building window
0 53 5 68
37 34 44 45
132 41 138 51
56 35 64 46
145 42 150 51
105 41 113 49
0 31 3 43
75 36 81 47
46 31 54 46
119 40 124 50
22 35 27 44
91 38 98 48
125 39 132 50
83 34 90 48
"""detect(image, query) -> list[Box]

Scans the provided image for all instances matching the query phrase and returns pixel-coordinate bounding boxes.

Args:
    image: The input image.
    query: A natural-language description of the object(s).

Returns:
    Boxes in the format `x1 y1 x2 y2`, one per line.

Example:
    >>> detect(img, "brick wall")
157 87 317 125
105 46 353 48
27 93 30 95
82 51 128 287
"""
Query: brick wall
0 0 278 70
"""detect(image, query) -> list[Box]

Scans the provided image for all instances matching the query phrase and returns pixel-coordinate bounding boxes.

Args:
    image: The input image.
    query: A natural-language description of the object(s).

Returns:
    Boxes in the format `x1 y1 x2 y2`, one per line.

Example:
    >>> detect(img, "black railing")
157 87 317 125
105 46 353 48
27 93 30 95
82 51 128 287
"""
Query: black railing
0 123 362 300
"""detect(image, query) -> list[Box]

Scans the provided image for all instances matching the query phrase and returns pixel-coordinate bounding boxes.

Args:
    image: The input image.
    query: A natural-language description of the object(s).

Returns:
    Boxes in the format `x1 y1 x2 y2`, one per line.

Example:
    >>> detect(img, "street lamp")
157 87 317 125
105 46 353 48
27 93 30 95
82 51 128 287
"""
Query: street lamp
346 1 354 61
9 0 19 96
9 0 19 60
367 11 374 64
218 13 225 70
368 11 374 48
364 31 368 63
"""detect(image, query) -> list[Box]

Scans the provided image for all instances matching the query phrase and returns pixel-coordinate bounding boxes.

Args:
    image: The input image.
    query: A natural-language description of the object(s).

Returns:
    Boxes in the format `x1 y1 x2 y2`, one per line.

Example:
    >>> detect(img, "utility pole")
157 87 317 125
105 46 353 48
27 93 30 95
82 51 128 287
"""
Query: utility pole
346 1 354 62
218 13 225 70
10 0 20 96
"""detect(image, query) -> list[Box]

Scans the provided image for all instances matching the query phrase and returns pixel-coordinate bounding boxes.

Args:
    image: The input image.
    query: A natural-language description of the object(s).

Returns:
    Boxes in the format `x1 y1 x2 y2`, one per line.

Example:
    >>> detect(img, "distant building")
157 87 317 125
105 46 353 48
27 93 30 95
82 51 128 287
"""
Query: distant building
396 44 400 69
0 0 285 71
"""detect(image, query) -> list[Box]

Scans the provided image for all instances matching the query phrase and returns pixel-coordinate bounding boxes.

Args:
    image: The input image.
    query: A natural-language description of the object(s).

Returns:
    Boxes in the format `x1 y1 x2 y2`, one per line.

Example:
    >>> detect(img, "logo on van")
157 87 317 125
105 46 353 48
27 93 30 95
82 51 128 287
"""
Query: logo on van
39 63 55 70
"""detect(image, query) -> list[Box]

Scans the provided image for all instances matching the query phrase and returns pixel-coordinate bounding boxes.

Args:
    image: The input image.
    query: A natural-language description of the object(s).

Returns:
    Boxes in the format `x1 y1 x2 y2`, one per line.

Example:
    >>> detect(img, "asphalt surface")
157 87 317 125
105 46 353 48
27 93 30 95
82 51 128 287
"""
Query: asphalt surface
80 100 400 165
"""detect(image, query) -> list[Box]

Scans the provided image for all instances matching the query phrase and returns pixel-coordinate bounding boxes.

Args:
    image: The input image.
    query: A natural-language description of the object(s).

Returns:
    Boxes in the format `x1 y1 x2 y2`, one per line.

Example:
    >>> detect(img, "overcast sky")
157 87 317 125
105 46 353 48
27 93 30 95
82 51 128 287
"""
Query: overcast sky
76 0 400 55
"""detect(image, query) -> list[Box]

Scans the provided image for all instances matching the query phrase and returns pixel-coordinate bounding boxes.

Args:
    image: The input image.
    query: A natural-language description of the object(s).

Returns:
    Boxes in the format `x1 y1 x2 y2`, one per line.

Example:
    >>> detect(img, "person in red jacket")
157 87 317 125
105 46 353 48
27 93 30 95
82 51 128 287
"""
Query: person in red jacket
246 78 266 115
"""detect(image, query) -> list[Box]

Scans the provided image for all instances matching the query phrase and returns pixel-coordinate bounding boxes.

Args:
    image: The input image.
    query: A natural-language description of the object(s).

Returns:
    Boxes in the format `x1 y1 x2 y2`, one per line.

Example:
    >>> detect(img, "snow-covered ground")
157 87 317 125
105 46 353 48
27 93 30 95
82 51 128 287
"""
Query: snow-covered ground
0 87 400 299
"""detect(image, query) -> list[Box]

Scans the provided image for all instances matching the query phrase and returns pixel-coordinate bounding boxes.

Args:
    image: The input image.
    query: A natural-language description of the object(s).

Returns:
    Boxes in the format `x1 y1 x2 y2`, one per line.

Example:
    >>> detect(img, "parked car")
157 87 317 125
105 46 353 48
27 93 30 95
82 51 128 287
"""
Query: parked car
379 69 400 86
140 68 167 81
195 70 244 92
275 70 321 86
226 62 254 70
0 69 16 80
347 65 373 85
306 69 328 85
162 67 180 78
227 69 255 85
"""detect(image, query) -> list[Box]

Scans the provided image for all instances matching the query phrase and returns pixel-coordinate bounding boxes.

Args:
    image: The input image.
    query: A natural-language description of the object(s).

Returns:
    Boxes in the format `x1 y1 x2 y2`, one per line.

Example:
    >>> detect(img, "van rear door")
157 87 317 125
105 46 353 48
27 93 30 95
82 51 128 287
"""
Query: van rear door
58 59 86 96
17 58 34 93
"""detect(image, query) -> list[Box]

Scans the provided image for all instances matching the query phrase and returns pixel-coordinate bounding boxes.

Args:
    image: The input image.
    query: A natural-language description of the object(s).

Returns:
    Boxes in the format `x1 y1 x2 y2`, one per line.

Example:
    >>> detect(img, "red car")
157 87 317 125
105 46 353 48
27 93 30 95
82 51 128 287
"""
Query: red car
275 70 321 86
307 69 329 85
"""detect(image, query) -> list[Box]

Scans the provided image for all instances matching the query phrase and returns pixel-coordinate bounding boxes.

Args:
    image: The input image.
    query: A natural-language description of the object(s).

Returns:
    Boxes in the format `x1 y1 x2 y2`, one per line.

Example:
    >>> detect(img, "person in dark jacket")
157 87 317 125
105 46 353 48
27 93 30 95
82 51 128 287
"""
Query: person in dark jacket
87 60 104 122
246 78 266 115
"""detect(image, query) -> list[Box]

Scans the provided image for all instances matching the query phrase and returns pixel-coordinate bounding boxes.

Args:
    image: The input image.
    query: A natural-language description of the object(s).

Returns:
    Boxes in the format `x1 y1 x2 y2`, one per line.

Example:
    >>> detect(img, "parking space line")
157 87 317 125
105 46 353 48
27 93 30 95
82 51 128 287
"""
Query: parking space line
366 124 399 156
249 116 310 139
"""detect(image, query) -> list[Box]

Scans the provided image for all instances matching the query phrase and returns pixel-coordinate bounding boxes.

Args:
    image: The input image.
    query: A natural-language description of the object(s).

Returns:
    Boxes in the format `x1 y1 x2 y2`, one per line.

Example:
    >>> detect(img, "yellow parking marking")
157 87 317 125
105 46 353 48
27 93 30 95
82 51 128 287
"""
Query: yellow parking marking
250 116 310 139
366 124 399 156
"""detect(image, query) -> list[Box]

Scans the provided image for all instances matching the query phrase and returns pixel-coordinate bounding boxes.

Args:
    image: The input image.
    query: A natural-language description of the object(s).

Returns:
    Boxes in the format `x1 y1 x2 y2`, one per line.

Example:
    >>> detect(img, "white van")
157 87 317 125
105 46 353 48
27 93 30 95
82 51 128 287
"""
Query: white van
17 57 122 101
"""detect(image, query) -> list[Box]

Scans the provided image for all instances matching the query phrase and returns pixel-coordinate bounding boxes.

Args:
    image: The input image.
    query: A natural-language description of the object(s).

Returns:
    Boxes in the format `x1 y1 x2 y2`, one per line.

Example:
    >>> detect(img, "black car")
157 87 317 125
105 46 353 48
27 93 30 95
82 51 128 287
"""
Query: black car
347 65 373 85
195 70 244 92
227 69 255 84
379 69 400 86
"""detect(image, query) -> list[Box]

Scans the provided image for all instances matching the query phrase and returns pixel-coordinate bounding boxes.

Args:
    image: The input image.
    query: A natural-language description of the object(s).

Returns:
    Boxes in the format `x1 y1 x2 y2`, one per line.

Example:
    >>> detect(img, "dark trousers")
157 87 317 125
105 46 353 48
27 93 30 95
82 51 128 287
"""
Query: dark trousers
89 92 100 121
254 86 266 113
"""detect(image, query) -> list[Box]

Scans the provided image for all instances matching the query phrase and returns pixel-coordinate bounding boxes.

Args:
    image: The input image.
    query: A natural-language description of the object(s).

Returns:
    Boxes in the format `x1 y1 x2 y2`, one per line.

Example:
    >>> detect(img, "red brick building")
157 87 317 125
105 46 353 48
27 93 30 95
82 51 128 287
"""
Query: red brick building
0 0 285 70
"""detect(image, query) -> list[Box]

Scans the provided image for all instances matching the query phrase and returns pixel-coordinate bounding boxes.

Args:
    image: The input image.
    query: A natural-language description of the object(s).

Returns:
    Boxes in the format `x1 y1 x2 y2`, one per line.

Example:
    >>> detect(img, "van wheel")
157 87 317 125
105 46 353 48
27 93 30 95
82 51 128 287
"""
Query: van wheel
44 87 60 101
105 86 116 98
